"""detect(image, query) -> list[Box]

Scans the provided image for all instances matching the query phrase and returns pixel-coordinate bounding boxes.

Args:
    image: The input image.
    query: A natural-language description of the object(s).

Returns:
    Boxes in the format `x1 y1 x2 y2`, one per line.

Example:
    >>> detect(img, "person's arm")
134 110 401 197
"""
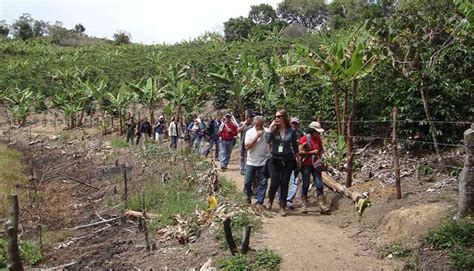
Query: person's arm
245 130 264 150
291 130 299 156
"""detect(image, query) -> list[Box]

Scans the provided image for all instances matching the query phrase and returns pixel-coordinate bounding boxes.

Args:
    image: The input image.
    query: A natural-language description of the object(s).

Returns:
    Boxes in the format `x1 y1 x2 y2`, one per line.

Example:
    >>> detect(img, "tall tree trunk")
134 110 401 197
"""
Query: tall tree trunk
346 80 358 187
332 80 342 137
420 74 444 165
149 108 155 127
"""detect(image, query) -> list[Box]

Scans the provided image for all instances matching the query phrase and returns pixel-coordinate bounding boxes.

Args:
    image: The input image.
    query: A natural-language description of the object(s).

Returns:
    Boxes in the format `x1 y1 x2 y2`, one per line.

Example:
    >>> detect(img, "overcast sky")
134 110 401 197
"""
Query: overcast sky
0 0 281 44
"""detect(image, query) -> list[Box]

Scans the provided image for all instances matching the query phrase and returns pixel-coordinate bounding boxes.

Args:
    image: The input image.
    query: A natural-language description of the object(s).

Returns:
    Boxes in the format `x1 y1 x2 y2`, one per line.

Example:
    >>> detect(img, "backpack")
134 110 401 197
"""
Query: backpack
305 134 325 172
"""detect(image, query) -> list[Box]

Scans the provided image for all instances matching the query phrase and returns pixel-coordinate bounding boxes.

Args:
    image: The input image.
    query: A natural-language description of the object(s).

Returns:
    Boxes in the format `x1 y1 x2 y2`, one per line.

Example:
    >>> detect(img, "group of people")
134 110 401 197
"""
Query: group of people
124 109 330 216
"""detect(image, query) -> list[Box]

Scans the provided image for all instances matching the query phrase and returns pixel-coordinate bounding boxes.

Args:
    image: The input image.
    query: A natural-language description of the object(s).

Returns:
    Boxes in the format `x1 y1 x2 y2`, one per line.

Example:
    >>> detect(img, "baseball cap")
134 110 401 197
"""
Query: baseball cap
290 117 300 124
308 121 325 133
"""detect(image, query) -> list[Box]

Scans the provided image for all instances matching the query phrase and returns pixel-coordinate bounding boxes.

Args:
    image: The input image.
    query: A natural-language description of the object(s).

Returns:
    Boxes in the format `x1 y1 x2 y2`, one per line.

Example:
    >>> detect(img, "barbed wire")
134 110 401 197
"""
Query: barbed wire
298 119 472 125
323 134 464 147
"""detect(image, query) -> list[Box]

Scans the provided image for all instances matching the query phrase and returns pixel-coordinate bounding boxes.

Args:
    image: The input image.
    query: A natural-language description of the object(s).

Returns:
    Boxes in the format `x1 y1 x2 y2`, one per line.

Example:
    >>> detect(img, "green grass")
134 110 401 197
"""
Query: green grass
424 217 474 269
126 177 206 230
110 137 130 148
216 249 281 271
0 144 27 216
0 238 43 268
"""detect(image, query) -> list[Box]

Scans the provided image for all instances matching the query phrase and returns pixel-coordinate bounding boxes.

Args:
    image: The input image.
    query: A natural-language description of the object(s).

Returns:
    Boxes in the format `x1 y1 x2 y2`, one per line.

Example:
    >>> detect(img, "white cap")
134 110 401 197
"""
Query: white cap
309 121 324 133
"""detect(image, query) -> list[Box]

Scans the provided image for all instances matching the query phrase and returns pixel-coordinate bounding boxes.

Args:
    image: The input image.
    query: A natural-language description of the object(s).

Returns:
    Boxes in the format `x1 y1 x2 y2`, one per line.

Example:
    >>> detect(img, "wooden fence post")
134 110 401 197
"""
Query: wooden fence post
4 194 23 271
223 218 237 255
141 192 150 252
392 107 402 199
122 164 128 208
458 123 474 218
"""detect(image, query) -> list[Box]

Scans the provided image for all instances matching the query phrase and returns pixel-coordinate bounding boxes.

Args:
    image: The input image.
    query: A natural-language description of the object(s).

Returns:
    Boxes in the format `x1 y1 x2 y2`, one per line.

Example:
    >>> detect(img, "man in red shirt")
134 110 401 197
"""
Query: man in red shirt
298 121 330 214
219 113 238 170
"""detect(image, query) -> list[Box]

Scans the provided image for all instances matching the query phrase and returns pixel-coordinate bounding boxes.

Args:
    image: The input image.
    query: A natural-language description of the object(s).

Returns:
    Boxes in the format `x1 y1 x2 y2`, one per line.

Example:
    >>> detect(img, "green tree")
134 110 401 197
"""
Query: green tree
73 23 86 34
249 4 278 25
32 20 48 37
223 16 254 41
0 20 9 37
113 30 131 45
11 13 34 40
277 0 328 29
384 0 470 165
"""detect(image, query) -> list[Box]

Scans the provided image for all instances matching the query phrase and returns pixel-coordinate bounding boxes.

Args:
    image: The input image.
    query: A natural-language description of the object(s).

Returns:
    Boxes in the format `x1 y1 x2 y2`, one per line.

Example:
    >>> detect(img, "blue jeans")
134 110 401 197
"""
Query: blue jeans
244 165 267 205
190 134 202 153
239 142 247 171
286 169 301 203
220 140 233 167
170 136 179 149
301 165 324 197
206 137 220 159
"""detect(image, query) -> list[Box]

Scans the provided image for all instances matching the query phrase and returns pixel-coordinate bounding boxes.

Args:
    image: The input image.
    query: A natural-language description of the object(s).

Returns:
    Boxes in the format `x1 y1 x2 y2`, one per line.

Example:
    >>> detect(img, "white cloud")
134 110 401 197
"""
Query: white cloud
0 0 281 44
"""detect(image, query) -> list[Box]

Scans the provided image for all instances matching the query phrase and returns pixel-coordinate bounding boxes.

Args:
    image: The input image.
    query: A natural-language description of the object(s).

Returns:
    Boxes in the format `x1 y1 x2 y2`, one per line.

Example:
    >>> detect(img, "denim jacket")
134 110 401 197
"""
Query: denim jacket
264 127 298 160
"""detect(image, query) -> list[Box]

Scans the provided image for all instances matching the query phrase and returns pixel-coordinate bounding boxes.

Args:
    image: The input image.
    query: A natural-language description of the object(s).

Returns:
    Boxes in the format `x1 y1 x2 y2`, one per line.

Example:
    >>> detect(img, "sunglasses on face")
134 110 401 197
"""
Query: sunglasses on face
275 115 283 119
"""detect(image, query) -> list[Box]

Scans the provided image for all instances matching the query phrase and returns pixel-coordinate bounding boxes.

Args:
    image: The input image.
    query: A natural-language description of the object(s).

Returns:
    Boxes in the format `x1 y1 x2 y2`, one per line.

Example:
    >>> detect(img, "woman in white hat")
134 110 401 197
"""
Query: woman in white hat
298 121 330 214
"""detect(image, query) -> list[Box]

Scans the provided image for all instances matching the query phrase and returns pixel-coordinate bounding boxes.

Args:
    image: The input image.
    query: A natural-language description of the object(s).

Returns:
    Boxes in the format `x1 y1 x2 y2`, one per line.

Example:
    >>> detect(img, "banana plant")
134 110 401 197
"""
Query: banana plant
128 76 165 124
2 87 34 126
208 53 255 120
108 83 131 133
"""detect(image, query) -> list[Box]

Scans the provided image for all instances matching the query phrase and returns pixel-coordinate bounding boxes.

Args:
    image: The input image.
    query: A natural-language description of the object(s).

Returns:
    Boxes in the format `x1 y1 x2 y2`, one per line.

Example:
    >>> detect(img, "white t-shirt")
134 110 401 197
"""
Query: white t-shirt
245 127 270 167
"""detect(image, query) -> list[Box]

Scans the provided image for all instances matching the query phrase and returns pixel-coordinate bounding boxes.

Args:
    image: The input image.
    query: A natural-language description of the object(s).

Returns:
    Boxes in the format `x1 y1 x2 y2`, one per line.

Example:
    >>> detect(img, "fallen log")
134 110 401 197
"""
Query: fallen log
124 210 160 219
321 172 371 216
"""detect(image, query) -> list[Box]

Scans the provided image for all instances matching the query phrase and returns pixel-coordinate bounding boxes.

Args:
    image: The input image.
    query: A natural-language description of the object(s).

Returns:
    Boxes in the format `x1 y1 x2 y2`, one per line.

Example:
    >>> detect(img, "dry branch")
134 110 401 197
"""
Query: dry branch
71 217 122 230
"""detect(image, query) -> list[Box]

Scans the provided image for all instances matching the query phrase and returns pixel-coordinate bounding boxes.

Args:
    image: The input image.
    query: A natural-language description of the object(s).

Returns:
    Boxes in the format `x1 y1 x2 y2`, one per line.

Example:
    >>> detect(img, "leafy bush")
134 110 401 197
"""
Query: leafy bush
424 218 474 269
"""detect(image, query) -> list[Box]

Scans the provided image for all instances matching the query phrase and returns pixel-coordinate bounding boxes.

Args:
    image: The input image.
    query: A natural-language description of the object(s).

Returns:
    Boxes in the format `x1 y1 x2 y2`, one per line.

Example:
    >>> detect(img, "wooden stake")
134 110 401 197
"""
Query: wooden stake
4 194 23 271
122 164 128 208
241 226 251 255
392 107 402 199
223 218 237 255
141 192 150 252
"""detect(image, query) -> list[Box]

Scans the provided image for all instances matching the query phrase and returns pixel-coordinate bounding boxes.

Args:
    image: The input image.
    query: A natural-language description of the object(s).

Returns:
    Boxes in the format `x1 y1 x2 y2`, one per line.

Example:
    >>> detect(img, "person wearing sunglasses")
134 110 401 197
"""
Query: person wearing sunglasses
264 109 299 216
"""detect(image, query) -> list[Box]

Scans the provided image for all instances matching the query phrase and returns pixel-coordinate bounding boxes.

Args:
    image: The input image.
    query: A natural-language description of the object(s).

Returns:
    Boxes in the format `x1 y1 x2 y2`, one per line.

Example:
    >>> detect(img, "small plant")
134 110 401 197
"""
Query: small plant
216 254 248 271
379 244 411 258
325 132 347 169
251 249 281 270
418 163 434 176
216 249 281 271
424 218 474 269
0 238 43 267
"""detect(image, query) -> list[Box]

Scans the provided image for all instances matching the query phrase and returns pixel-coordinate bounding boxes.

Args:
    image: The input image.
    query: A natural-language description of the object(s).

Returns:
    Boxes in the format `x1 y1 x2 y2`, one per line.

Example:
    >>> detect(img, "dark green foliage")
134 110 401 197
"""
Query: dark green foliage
11 13 34 40
113 31 131 45
0 20 9 37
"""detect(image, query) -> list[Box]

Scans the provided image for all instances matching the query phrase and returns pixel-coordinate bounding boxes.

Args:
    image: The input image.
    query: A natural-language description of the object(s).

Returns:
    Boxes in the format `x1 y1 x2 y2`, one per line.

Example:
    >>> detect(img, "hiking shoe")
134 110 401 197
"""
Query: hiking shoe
287 201 295 210
279 207 287 217
301 197 308 214
317 196 331 215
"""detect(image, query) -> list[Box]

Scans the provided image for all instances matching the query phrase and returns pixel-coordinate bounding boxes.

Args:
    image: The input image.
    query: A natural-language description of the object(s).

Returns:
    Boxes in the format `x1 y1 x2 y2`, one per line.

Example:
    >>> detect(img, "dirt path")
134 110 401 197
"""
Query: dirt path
220 152 402 271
